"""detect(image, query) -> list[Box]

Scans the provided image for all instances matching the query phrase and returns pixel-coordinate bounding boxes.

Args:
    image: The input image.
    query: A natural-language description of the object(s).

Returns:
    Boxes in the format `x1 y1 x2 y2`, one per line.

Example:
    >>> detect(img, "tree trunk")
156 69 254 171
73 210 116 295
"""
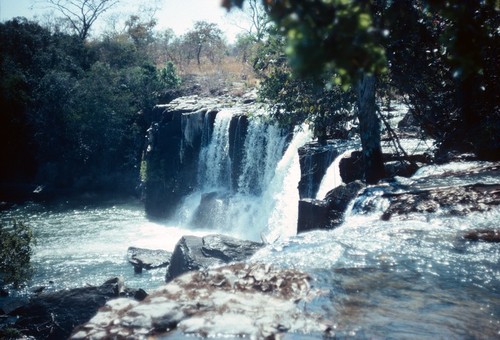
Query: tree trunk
357 73 385 184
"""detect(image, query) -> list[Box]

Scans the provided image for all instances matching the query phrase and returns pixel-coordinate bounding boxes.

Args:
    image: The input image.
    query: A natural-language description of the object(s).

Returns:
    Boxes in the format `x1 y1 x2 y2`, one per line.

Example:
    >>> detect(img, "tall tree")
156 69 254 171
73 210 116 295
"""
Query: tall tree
184 21 225 66
37 0 120 40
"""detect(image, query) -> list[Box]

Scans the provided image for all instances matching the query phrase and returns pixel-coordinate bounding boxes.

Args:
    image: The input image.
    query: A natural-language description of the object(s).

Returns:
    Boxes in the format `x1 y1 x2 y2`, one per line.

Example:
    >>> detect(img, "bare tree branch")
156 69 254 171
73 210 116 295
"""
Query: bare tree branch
36 0 120 40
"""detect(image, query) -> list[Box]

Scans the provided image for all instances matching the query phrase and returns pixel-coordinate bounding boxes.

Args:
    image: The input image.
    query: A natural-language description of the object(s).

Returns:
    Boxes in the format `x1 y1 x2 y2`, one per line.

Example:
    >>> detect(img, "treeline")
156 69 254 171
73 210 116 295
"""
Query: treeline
0 14 262 200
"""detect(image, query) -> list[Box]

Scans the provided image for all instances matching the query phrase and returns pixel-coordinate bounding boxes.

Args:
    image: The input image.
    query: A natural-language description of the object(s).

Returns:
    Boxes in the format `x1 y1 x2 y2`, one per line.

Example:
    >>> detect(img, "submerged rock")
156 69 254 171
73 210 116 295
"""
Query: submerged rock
71 263 330 339
165 234 263 282
127 247 172 273
463 229 500 243
9 278 144 340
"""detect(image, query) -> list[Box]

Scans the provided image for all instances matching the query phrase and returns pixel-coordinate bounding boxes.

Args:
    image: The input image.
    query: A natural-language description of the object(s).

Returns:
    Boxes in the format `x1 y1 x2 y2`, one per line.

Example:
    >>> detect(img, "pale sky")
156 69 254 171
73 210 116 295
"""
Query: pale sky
0 0 249 42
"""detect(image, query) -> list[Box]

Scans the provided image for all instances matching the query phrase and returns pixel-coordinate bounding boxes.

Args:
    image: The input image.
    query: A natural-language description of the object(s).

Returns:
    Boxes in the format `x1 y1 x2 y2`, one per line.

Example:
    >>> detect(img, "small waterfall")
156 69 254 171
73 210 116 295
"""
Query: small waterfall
198 109 234 190
263 125 313 242
316 149 354 199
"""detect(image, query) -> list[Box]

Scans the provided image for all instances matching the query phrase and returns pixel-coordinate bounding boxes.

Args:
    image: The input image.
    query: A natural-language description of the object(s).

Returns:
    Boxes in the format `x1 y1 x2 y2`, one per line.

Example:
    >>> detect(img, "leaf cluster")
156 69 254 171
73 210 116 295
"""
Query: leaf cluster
0 220 34 288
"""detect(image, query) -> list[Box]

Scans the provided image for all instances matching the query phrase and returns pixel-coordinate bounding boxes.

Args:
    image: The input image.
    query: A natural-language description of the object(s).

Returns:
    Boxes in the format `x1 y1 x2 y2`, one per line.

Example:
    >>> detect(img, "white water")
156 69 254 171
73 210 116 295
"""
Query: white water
315 149 354 199
180 118 312 243
198 109 234 190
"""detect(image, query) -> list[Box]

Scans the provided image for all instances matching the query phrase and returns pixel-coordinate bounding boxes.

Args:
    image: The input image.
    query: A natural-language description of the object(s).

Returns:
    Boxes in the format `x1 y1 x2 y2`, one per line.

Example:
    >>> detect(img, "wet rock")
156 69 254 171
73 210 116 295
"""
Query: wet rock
127 247 172 273
71 263 330 339
8 277 144 340
381 184 500 220
463 229 500 243
298 181 365 233
297 199 330 233
190 192 229 229
165 235 263 282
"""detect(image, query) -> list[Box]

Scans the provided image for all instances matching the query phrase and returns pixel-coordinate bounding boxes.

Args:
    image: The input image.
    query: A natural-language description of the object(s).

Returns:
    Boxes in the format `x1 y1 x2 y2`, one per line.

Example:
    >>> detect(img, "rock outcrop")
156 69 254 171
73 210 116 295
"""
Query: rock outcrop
71 263 331 339
8 278 145 340
165 234 263 282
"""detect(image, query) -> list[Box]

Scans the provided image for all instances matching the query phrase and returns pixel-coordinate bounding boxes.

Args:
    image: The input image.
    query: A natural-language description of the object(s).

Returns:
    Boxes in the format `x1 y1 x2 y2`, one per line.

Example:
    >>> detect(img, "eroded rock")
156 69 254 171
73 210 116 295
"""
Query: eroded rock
71 263 330 339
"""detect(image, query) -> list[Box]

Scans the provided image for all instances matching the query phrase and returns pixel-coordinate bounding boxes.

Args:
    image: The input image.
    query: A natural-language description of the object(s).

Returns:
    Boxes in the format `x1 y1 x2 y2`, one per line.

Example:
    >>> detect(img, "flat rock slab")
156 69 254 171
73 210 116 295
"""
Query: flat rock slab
165 234 263 282
127 247 172 272
71 263 331 339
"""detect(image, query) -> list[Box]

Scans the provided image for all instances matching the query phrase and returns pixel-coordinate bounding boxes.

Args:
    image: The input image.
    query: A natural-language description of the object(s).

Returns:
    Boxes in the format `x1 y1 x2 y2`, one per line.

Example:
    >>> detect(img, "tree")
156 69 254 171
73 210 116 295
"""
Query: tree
37 0 120 40
184 21 225 66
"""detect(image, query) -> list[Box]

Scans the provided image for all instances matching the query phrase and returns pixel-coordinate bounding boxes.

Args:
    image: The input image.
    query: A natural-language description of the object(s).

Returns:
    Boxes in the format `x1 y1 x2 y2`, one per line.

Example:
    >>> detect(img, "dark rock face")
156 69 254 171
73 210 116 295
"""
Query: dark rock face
298 181 365 233
165 234 263 282
8 278 143 340
144 102 206 219
71 263 330 339
298 142 339 199
127 247 172 273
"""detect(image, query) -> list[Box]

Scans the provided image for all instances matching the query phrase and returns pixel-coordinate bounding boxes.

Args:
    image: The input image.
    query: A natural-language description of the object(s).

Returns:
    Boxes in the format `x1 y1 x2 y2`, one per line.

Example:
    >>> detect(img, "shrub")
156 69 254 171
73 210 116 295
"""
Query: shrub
0 220 34 288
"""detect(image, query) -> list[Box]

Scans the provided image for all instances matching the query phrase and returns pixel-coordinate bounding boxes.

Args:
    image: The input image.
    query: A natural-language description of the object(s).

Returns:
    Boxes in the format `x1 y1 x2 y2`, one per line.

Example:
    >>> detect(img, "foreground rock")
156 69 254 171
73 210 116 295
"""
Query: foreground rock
71 263 331 339
165 234 263 282
127 247 172 273
8 278 146 340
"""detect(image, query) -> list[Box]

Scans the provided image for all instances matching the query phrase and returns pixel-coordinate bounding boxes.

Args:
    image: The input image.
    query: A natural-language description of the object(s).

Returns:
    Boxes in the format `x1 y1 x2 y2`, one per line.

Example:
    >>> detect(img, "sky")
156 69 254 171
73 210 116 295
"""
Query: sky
0 0 249 42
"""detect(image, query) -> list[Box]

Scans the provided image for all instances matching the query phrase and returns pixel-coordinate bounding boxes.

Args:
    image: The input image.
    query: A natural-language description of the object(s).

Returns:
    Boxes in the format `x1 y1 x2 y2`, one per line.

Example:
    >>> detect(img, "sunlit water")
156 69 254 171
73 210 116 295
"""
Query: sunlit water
1 145 498 336
1 200 209 295
251 161 500 338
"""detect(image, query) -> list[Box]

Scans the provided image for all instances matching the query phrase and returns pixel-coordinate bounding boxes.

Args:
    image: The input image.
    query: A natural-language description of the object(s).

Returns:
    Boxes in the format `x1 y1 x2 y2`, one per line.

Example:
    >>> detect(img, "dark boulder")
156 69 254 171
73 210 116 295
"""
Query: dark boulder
190 191 229 229
463 229 500 243
8 278 144 340
297 181 365 233
127 247 172 273
339 151 364 183
165 235 263 282
297 199 329 233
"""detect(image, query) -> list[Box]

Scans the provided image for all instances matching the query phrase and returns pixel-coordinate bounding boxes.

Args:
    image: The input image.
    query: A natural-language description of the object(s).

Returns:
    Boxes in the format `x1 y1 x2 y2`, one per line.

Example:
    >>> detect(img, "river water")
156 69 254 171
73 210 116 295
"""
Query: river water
2 162 499 338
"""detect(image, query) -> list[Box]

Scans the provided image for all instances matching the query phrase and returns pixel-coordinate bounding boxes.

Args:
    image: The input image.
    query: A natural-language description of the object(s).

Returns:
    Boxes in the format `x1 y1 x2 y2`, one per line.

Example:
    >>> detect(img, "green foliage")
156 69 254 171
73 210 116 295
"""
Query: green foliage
0 220 34 288
159 61 181 88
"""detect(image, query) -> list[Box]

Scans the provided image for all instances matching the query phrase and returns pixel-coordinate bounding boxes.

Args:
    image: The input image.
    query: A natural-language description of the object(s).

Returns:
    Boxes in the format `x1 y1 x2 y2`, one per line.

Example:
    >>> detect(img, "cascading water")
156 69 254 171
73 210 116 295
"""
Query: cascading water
198 109 234 190
315 149 354 199
180 110 311 242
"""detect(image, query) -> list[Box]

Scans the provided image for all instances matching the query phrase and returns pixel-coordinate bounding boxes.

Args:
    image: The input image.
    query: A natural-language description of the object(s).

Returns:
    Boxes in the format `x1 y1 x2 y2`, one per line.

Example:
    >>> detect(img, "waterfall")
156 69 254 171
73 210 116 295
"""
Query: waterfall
263 125 313 242
316 149 354 199
180 109 312 243
198 109 234 190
